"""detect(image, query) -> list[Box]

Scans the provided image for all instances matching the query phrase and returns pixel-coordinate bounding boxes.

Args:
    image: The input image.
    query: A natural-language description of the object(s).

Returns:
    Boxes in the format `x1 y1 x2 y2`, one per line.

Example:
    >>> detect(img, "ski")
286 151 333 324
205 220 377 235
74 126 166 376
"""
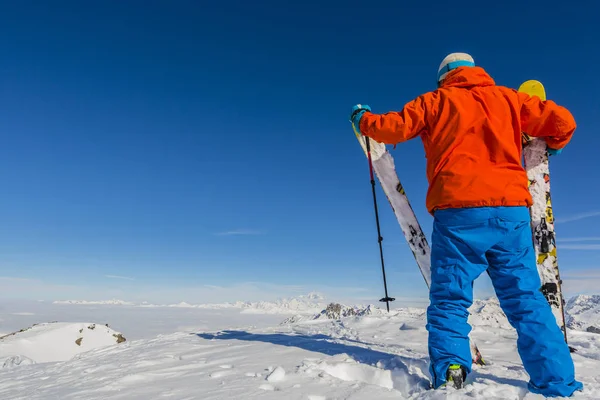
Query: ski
352 122 485 366
518 80 570 349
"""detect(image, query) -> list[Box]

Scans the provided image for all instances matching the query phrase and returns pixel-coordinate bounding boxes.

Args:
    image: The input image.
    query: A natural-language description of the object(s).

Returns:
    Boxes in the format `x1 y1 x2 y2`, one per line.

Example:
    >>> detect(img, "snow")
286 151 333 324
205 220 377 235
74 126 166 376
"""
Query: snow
566 295 600 333
0 322 125 366
52 293 326 315
0 299 286 341
53 299 135 306
0 297 599 399
468 297 512 330
266 365 286 382
281 303 388 325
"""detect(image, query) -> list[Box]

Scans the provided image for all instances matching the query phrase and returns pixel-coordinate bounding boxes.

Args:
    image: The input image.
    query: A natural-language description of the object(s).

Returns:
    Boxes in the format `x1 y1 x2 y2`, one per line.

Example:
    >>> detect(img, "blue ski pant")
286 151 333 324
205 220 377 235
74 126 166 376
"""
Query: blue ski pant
427 206 583 397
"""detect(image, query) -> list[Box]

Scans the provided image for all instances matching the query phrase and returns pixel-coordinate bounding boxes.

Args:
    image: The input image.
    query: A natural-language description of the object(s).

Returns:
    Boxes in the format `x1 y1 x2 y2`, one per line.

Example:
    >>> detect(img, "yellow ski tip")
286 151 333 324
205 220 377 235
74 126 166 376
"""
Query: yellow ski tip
518 79 546 101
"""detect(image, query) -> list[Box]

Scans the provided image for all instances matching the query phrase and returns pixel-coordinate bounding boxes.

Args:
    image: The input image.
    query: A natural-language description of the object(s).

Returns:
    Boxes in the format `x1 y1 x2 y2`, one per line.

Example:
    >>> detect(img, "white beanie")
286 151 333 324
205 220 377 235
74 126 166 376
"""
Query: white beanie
437 53 475 82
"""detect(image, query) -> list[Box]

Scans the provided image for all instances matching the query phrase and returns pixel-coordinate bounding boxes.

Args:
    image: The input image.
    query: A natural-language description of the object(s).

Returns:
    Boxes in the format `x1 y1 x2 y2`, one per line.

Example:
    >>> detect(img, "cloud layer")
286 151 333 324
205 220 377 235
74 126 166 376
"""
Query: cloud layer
557 211 600 223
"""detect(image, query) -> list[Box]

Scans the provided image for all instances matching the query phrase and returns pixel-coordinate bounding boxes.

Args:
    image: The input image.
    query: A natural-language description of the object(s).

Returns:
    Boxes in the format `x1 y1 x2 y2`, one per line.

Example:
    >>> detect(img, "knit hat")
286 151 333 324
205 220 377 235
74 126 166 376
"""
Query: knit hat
437 53 475 83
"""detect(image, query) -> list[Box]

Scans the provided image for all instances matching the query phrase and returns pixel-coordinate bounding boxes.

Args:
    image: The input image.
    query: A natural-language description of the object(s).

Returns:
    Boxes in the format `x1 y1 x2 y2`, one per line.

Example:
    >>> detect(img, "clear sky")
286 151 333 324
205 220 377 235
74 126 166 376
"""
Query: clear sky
0 1 598 304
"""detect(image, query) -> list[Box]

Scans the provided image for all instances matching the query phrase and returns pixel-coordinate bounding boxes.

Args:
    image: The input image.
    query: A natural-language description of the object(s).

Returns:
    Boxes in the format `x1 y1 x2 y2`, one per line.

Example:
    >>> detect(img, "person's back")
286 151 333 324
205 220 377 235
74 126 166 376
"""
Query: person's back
354 55 575 214
423 67 535 212
349 53 583 397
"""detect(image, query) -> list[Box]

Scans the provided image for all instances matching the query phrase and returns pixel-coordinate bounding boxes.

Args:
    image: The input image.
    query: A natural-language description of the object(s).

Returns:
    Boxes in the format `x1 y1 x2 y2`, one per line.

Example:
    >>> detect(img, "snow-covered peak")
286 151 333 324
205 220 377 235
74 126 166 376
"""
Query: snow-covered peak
0 322 126 368
53 299 135 306
281 302 389 324
566 294 600 332
168 302 196 308
317 303 387 320
566 294 600 313
187 294 328 315
50 293 328 315
304 292 325 301
238 296 326 315
468 297 512 330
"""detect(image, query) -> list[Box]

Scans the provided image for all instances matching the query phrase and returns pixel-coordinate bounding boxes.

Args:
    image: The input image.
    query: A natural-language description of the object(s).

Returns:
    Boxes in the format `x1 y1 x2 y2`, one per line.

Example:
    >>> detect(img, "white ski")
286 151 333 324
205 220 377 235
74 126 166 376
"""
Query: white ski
519 79 570 349
352 122 485 365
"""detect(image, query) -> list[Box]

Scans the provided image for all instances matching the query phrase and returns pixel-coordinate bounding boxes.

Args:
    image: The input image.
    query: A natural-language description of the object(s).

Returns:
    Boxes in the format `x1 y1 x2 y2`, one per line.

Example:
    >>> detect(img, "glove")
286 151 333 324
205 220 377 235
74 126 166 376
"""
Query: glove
547 147 563 156
350 104 371 131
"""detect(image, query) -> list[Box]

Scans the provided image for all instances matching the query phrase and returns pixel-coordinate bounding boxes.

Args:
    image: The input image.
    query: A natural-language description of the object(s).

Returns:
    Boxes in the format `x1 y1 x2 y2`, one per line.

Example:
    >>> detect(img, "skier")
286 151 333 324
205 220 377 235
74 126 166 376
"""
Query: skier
350 53 583 397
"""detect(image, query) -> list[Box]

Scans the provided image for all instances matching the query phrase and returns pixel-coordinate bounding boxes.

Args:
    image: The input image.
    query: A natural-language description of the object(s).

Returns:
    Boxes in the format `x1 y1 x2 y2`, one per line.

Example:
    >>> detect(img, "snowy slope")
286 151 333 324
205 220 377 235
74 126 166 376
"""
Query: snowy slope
566 295 600 333
0 302 598 399
0 322 125 367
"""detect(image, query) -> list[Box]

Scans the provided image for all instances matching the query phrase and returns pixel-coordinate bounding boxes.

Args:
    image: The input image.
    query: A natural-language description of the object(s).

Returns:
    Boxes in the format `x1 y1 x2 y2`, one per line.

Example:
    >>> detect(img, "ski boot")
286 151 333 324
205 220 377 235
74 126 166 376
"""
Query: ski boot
445 364 467 389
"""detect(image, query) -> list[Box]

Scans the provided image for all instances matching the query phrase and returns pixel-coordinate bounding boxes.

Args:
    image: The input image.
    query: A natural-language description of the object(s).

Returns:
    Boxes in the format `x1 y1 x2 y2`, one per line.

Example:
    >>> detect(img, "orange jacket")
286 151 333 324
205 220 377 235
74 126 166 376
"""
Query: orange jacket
359 66 576 214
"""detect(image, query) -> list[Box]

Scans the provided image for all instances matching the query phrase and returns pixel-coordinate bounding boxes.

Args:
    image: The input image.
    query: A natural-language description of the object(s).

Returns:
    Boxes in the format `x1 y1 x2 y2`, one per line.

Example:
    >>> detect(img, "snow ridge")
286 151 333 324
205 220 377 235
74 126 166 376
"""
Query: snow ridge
54 293 327 315
53 299 135 306
566 294 600 333
468 297 512 330
0 322 126 367
281 303 394 325
281 298 513 328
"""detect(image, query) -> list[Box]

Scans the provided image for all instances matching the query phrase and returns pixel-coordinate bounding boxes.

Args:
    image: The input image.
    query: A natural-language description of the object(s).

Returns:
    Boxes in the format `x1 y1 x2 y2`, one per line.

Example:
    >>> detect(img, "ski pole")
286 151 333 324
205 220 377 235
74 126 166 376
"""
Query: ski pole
362 133 395 312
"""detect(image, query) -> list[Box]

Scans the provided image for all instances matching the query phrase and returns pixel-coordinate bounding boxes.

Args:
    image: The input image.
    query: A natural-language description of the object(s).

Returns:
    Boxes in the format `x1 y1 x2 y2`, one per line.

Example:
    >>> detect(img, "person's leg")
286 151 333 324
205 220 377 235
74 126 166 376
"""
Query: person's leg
486 206 583 397
427 207 492 388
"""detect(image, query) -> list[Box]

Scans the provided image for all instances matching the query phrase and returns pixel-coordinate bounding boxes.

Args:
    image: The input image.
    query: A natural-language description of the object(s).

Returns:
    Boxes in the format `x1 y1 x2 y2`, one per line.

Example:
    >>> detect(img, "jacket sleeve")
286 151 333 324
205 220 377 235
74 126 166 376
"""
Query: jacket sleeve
518 92 576 150
358 96 428 145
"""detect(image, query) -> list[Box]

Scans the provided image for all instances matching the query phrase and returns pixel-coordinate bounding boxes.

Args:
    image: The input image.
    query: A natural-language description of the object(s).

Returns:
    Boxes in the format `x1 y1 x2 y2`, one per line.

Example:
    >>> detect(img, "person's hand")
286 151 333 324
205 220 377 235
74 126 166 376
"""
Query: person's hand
350 104 371 130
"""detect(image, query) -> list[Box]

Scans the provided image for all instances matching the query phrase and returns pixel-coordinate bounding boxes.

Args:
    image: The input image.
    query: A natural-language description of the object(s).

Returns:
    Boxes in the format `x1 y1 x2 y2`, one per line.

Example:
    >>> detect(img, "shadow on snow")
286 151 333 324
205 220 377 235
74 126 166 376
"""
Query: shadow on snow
196 330 432 394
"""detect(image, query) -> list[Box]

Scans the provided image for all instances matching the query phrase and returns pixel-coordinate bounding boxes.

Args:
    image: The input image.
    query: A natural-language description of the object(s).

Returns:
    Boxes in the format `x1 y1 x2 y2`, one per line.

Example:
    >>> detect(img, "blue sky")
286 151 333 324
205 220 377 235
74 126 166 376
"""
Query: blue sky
0 1 598 304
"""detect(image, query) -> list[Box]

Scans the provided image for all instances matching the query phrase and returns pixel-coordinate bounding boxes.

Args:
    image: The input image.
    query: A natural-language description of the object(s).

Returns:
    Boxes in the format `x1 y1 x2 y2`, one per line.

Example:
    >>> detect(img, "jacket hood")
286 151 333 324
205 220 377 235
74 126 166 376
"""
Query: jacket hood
440 66 496 89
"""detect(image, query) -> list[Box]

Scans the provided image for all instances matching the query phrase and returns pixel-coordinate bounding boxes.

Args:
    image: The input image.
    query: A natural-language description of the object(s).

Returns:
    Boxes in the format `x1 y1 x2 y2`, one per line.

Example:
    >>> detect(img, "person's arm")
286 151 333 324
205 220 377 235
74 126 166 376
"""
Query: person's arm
359 96 429 145
519 92 576 151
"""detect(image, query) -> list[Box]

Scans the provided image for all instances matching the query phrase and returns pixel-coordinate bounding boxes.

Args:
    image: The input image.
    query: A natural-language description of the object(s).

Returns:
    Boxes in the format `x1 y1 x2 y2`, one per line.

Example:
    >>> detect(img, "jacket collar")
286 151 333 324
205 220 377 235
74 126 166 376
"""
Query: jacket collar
439 66 496 89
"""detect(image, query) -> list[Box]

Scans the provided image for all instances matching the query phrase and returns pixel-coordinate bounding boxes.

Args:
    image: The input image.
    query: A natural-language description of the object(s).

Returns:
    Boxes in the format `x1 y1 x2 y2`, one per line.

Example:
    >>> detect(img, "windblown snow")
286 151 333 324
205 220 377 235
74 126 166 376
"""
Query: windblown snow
1 295 599 399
